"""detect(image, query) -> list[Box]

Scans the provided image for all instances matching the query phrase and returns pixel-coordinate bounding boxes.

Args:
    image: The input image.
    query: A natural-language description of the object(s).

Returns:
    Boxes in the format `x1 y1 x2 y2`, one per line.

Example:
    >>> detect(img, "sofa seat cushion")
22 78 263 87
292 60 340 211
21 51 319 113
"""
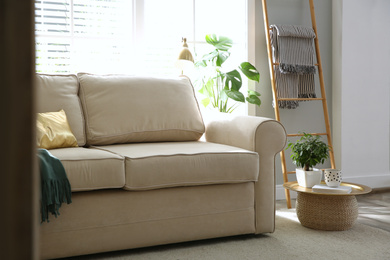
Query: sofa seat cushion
78 74 205 145
92 141 259 191
49 147 125 192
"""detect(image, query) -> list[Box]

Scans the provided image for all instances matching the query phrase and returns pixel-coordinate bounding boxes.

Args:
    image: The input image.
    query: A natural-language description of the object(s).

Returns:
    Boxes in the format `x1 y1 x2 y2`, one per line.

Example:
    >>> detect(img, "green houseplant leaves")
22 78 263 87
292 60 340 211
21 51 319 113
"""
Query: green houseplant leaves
286 133 331 171
195 34 261 113
205 34 232 51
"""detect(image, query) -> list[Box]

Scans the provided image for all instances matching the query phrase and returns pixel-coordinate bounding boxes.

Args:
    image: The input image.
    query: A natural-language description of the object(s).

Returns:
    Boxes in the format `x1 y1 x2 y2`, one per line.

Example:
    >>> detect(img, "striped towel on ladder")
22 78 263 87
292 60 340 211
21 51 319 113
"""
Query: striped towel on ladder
270 24 317 109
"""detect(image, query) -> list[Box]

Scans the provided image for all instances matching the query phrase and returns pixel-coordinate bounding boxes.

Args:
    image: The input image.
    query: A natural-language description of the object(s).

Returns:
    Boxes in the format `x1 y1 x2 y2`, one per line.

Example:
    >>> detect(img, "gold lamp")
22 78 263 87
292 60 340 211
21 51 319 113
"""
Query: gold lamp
175 37 194 75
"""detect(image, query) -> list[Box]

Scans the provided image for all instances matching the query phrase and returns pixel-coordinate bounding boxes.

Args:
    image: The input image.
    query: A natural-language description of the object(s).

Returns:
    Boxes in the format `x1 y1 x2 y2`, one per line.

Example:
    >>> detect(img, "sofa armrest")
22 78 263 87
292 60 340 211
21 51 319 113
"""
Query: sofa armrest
205 113 286 234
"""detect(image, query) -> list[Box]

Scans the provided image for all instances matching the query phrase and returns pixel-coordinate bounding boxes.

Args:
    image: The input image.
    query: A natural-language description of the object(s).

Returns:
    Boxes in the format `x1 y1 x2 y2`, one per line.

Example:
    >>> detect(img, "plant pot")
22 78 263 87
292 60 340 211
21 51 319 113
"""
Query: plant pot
296 168 322 188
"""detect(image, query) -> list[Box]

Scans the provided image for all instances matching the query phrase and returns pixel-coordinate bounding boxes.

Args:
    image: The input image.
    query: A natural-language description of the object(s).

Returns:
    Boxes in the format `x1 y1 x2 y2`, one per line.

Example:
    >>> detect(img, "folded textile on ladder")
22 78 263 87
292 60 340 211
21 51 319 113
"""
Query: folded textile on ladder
270 24 317 109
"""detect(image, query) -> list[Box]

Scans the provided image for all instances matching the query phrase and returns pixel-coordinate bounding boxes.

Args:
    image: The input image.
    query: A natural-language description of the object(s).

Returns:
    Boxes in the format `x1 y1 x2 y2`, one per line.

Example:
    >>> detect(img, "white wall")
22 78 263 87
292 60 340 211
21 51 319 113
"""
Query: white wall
333 0 390 188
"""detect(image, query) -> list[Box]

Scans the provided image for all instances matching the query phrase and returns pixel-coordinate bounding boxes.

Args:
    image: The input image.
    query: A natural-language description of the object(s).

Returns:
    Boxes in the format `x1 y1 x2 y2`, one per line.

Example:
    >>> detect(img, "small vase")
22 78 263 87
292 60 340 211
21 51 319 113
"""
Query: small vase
296 168 322 188
324 169 342 187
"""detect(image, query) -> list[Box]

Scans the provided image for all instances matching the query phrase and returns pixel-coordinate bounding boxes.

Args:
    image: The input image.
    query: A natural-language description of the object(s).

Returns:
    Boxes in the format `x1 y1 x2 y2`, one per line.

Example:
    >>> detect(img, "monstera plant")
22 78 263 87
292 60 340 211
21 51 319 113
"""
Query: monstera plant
195 34 261 113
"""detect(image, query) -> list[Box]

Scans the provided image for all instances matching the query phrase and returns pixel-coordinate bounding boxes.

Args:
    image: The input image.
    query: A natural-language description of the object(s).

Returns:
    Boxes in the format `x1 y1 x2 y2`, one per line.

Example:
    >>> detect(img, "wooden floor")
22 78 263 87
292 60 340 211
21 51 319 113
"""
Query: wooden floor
276 189 390 232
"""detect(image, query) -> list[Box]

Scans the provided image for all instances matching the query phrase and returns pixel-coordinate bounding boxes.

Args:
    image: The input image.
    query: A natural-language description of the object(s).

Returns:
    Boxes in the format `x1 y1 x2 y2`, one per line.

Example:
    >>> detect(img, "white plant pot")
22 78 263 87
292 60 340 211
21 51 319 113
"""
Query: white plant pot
296 168 322 188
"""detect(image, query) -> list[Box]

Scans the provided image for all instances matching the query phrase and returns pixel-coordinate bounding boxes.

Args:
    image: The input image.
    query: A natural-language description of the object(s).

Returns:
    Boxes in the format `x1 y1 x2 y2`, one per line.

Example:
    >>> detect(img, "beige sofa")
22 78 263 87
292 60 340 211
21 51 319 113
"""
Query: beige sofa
36 73 286 259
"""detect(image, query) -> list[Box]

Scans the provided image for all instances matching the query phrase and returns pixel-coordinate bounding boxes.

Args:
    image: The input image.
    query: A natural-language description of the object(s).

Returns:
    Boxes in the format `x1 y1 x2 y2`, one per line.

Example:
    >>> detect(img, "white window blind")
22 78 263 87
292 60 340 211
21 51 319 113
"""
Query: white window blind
35 0 71 73
35 0 132 74
35 0 247 77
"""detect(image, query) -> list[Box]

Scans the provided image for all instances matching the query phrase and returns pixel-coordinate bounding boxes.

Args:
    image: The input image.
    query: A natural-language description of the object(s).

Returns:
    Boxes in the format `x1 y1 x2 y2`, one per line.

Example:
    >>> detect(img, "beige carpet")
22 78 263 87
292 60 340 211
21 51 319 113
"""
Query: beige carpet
66 208 390 260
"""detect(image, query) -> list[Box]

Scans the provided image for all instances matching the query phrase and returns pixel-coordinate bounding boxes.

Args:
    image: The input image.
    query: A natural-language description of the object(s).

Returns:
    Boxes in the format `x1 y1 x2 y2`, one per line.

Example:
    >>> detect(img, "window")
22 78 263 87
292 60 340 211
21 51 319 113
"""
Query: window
35 0 248 77
35 0 133 74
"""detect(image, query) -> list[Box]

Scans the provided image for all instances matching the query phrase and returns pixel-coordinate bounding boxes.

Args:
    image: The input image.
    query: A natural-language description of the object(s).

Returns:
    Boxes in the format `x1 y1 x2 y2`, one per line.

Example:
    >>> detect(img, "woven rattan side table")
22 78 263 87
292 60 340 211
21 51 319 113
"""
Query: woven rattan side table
283 181 372 231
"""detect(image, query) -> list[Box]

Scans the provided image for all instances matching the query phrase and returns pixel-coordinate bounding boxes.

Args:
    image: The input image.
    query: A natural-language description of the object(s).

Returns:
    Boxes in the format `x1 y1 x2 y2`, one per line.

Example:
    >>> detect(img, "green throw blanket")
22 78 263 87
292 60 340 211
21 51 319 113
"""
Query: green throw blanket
38 149 72 223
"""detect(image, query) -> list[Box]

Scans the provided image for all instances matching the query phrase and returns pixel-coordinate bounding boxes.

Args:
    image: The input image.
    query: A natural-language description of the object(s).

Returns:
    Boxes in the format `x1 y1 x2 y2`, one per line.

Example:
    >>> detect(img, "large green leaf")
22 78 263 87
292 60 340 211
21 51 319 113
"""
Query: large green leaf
225 90 245 103
216 50 230 67
195 60 207 67
205 34 233 51
247 89 261 106
225 70 242 91
198 49 230 67
248 89 261 97
246 96 261 106
201 50 218 63
239 62 260 82
201 97 210 108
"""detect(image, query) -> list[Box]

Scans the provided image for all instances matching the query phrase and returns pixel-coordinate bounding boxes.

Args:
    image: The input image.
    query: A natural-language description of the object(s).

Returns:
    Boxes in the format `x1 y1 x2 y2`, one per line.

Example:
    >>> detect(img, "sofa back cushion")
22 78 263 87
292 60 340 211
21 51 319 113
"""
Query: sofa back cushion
78 73 205 145
36 74 86 146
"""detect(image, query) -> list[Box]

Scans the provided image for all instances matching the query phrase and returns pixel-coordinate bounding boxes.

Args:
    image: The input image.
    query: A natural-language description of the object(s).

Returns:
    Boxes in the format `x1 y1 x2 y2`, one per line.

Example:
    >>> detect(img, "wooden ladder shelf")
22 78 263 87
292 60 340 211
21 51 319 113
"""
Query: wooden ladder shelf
261 0 336 208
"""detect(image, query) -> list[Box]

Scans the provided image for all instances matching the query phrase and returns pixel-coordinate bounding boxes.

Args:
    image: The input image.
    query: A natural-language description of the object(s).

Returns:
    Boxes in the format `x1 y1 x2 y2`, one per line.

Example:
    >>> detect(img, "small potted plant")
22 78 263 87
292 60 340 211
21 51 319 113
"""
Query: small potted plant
286 133 331 188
